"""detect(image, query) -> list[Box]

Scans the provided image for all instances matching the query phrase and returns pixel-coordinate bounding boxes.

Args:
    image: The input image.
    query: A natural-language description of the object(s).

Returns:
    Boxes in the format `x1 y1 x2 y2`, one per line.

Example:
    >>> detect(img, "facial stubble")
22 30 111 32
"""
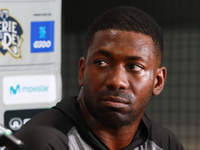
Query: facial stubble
83 85 151 128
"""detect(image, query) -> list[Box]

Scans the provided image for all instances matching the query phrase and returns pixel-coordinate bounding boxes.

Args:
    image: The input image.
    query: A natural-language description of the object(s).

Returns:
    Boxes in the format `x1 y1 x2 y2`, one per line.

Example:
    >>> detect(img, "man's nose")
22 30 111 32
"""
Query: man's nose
105 66 129 90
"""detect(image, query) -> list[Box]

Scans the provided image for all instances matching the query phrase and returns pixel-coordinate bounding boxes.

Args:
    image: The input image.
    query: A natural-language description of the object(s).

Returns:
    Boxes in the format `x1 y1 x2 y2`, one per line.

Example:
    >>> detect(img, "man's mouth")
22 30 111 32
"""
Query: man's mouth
101 95 130 108
103 95 130 103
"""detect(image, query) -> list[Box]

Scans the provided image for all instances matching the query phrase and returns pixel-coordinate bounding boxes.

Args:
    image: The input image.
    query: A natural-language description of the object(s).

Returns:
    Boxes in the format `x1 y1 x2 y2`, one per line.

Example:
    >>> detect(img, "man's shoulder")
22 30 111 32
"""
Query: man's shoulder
149 119 178 140
144 114 184 150
38 108 73 125
16 101 75 133
14 100 76 150
19 97 77 130
15 126 69 150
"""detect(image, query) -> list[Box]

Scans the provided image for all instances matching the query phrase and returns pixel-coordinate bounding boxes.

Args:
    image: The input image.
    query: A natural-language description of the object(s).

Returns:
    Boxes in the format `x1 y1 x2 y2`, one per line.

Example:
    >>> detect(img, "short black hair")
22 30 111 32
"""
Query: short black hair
85 6 163 64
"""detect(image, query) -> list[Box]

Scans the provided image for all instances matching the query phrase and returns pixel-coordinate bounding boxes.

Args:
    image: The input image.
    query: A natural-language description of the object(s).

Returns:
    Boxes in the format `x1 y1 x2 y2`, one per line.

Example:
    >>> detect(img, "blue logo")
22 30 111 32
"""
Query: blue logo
0 9 23 58
10 85 20 95
9 84 49 95
31 21 54 53
39 26 46 39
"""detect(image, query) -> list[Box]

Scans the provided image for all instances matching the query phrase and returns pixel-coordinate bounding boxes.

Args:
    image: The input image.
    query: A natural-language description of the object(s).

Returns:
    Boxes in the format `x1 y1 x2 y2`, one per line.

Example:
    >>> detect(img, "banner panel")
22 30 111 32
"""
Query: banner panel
0 0 62 137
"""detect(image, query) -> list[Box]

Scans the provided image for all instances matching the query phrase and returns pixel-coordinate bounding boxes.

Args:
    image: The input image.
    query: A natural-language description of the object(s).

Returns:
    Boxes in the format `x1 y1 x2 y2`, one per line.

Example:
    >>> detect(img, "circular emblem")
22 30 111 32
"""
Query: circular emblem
9 117 23 131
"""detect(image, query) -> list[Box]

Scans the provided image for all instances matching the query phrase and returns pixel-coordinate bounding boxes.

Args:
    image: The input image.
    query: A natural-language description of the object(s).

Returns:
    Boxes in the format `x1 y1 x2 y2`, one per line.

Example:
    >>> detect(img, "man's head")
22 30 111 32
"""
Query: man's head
78 6 166 128
85 6 163 65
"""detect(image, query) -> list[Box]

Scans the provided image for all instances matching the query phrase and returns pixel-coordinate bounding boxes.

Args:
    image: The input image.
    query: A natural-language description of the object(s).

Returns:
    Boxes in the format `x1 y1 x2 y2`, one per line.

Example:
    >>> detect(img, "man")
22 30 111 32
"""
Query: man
12 6 184 150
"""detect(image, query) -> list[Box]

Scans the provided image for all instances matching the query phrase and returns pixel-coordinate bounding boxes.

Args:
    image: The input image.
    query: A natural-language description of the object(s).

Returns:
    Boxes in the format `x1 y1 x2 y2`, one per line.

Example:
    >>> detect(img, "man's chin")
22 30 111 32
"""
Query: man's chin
97 111 135 128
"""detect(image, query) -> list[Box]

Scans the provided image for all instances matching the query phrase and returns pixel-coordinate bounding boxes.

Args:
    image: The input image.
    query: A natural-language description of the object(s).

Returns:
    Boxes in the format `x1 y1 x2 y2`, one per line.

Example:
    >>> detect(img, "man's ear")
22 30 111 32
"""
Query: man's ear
152 66 167 96
78 57 86 86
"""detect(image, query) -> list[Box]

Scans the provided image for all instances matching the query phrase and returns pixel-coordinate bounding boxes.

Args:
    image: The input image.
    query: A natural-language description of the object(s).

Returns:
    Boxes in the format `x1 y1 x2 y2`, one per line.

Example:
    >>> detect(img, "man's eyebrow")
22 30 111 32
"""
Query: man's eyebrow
94 49 144 61
94 50 112 57
126 56 144 61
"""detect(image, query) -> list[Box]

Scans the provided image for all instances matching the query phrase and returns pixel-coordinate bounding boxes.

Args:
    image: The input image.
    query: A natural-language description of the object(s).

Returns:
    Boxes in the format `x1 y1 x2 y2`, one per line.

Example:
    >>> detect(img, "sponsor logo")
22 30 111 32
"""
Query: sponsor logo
31 21 54 53
4 109 48 133
10 84 20 95
3 75 56 105
10 84 48 95
9 117 23 131
0 9 23 58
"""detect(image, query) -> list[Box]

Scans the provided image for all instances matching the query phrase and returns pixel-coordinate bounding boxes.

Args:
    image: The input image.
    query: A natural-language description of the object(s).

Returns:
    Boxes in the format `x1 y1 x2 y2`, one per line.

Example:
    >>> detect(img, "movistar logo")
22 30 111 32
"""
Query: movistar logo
10 85 20 95
10 84 49 95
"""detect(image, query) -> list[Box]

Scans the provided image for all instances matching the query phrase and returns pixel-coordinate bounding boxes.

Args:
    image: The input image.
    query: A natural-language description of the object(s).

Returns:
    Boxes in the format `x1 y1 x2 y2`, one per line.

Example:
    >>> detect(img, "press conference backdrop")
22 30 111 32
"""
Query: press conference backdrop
0 0 62 138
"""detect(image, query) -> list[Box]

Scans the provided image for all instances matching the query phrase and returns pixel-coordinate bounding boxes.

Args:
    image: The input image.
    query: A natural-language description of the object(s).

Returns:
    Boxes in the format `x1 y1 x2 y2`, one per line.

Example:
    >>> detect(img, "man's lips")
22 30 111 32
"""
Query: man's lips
98 90 134 108
102 95 130 104
101 95 130 108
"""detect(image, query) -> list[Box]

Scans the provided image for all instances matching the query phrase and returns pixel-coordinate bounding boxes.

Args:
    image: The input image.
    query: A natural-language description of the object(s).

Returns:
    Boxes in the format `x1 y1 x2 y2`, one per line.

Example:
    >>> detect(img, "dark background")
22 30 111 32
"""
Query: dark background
61 1 200 149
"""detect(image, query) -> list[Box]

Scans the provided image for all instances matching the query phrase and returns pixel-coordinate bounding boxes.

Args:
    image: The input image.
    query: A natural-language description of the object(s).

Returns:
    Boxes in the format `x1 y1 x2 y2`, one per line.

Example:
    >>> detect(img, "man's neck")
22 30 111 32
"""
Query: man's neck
89 119 142 150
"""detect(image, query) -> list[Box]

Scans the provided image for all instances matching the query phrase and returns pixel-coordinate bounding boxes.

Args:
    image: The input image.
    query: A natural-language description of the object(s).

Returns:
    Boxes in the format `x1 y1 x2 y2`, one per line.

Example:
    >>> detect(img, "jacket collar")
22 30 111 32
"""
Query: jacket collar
55 97 149 150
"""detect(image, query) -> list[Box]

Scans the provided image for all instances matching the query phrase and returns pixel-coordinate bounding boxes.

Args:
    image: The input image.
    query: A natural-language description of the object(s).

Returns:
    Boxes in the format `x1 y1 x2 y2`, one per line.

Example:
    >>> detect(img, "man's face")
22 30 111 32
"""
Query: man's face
79 29 162 127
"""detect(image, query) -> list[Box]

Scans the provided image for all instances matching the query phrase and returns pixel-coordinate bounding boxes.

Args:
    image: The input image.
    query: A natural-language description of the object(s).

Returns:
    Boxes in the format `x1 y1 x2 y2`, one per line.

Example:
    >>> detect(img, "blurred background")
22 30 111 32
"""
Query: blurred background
61 0 200 150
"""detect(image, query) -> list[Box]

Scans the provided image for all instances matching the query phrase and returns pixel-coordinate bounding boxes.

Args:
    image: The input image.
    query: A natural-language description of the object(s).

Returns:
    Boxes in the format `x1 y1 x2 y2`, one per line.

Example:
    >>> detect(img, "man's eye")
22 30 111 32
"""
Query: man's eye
94 60 109 67
129 64 142 71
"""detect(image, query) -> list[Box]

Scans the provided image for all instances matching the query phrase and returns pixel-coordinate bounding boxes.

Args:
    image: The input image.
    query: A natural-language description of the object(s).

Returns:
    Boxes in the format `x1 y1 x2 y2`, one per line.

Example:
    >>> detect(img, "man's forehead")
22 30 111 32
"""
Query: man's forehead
89 29 155 55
